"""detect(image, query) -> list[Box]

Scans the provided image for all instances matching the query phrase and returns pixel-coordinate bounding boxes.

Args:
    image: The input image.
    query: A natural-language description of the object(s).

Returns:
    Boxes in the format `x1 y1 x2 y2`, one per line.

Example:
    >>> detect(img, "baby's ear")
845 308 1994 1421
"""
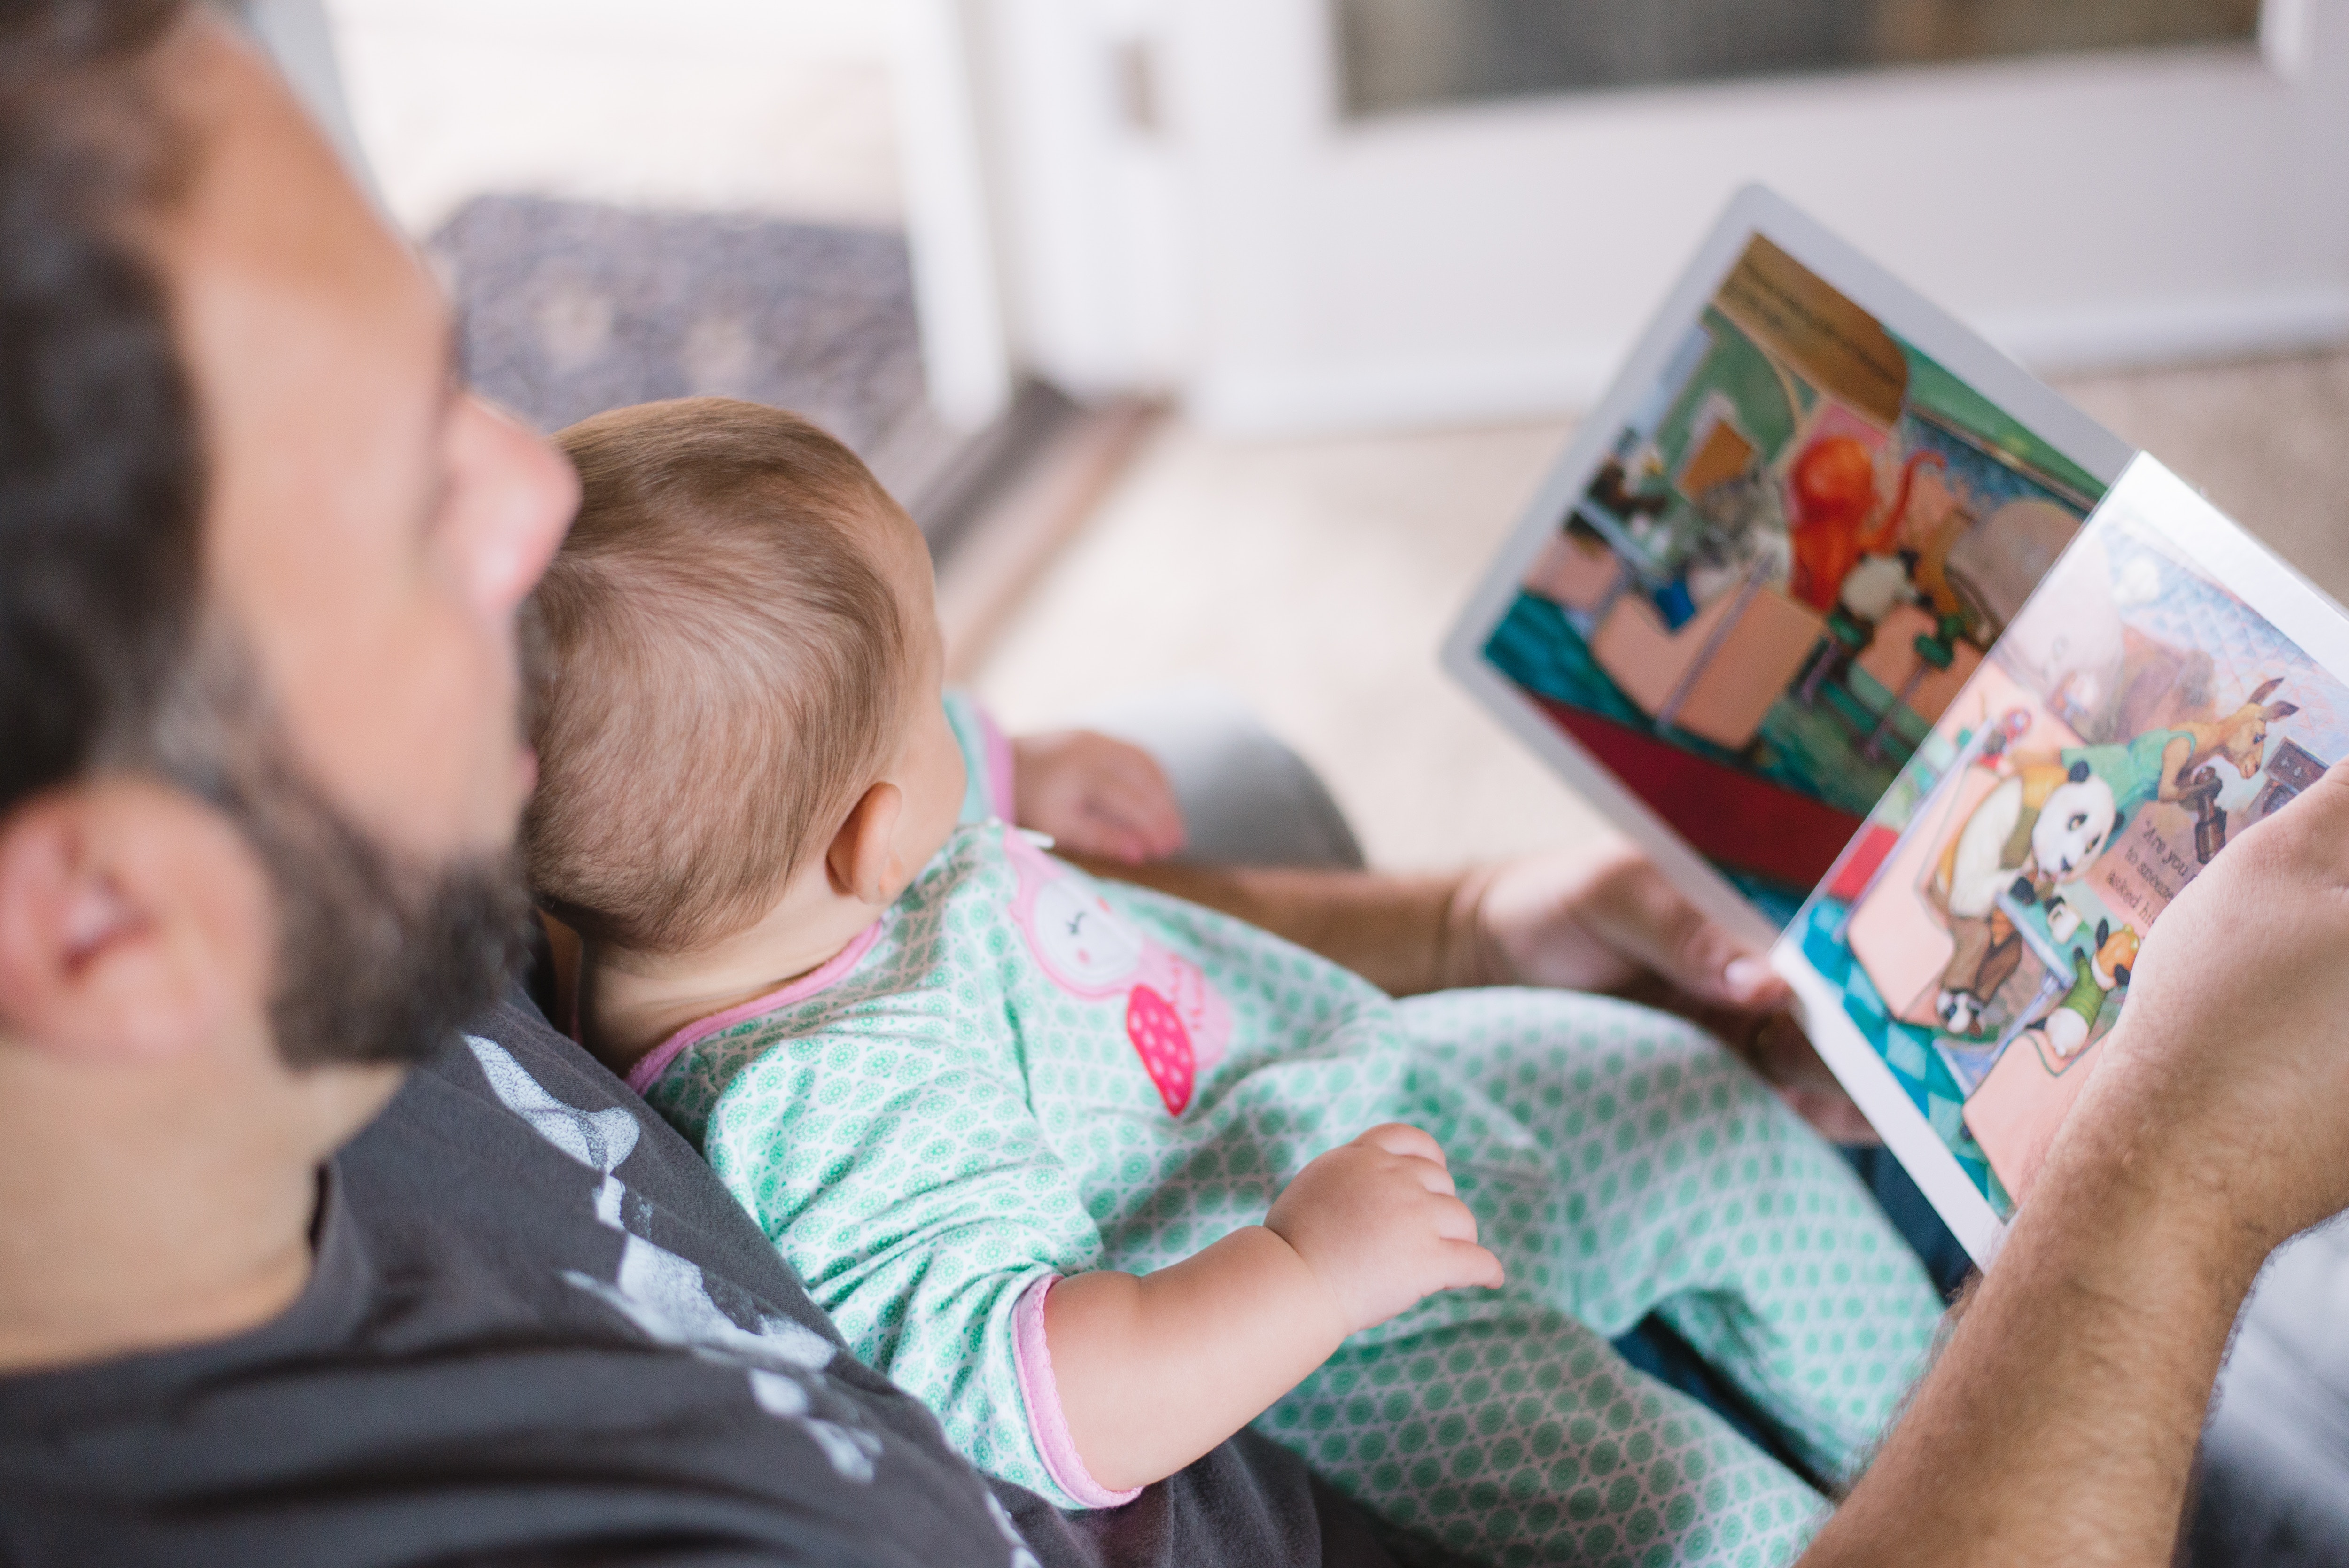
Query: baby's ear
827 782 905 907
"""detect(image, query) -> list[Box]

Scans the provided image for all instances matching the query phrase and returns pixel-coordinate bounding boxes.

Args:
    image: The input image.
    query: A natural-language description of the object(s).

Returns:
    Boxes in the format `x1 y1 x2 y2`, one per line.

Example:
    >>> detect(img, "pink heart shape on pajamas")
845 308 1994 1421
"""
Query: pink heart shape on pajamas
1125 984 1194 1117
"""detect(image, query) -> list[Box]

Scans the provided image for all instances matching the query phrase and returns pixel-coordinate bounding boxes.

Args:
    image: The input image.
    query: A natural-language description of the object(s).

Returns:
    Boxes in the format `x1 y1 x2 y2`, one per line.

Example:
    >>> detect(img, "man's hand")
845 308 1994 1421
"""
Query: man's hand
1265 1124 1504 1335
1449 847 1875 1143
2084 759 2349 1250
1011 730 1186 865
1804 764 2349 1568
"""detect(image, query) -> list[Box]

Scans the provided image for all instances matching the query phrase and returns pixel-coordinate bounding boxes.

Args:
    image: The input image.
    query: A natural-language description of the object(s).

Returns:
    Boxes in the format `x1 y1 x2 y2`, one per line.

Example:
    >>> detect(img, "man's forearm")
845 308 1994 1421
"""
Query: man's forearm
1067 856 1479 997
1803 1070 2264 1567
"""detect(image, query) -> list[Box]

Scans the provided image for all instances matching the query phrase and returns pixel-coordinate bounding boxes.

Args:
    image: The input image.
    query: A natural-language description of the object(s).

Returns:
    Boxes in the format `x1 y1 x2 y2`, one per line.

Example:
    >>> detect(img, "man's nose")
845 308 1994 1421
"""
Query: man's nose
455 395 578 618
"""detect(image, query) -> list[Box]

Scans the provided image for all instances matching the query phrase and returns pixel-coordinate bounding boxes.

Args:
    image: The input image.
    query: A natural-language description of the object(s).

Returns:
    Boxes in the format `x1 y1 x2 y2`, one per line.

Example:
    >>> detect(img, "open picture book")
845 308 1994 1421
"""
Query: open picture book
1444 186 2349 1264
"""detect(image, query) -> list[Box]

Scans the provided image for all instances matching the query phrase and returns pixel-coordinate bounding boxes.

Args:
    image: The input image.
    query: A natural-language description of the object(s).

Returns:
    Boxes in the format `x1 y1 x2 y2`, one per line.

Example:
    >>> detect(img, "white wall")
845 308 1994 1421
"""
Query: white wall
324 0 903 237
967 0 2349 435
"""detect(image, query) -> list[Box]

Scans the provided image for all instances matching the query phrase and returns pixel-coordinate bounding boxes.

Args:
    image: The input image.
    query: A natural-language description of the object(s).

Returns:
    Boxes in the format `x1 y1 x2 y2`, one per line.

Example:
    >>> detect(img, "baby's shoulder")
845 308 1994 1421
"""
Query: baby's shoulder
902 818 1024 908
886 821 1034 959
655 831 1030 1088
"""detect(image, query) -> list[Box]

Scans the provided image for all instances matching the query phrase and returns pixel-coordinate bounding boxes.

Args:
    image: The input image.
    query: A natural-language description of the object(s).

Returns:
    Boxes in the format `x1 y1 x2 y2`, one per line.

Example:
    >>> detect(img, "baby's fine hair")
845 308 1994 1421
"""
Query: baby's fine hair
525 397 908 955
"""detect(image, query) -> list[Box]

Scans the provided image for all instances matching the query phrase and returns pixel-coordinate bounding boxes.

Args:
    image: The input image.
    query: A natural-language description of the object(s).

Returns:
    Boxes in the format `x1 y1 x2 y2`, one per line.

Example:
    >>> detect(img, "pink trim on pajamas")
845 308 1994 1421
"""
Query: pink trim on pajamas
626 922 884 1095
977 703 1017 823
1011 1273 1141 1509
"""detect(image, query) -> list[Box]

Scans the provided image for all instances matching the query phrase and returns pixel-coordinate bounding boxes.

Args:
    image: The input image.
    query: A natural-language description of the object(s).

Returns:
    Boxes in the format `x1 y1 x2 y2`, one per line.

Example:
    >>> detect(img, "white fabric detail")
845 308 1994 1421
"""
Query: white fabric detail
462 1034 875 1480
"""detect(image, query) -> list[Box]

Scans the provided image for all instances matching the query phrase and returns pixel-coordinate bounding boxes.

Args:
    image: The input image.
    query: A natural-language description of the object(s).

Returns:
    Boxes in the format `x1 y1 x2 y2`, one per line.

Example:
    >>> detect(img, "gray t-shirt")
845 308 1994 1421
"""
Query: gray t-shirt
0 991 1413 1568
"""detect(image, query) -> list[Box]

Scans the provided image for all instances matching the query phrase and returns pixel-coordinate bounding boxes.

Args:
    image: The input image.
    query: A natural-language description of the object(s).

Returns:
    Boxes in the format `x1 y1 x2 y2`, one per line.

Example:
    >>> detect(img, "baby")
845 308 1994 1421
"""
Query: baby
525 398 1941 1568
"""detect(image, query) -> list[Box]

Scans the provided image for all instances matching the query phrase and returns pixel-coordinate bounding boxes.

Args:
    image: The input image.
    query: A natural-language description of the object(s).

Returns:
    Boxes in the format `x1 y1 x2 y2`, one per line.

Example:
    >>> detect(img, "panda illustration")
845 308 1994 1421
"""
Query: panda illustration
1931 760 2119 1036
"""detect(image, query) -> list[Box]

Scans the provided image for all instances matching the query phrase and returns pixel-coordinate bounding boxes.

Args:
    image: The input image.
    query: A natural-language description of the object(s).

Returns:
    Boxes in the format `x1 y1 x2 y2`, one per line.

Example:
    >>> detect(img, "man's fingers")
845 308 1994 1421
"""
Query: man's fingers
1598 860 1787 1010
1781 1085 1880 1145
1721 955 1789 1010
1745 1012 1837 1088
1672 914 1786 1011
1728 1015 1881 1145
1735 1013 1876 1141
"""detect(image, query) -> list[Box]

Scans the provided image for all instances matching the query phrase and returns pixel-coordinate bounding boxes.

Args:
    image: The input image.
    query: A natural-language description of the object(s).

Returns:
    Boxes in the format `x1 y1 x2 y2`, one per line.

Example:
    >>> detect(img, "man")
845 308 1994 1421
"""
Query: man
0 6 2341 1565
0 12 1831 1563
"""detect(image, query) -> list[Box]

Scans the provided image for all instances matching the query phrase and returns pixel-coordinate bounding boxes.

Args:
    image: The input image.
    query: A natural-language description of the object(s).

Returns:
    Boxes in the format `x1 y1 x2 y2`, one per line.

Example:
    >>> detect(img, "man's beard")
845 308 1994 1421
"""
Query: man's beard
238 756 532 1069
147 629 534 1069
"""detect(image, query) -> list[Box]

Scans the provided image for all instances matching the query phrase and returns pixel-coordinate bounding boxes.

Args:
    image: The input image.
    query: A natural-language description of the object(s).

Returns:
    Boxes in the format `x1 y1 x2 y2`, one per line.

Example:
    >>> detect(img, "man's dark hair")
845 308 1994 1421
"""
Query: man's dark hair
0 0 201 812
0 0 533 1066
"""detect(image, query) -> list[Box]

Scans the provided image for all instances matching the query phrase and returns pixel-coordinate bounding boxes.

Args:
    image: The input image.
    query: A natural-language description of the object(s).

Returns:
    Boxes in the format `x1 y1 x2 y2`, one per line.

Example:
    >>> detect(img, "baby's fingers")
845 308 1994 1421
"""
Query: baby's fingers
1426 1190 1480 1245
1090 757 1185 857
1081 797 1171 863
1355 1122 1447 1166
1409 1160 1459 1199
1435 1239 1506 1292
1069 809 1154 865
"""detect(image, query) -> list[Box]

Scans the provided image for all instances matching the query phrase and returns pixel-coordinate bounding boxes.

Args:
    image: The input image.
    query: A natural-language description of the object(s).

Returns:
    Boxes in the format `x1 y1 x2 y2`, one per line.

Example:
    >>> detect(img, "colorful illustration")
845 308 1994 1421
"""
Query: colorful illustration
1482 236 2105 924
1789 506 2349 1215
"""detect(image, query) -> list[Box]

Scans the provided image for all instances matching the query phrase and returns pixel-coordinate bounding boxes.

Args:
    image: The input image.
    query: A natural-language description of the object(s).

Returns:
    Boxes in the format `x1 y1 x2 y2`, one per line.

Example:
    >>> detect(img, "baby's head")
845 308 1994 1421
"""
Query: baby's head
525 397 965 972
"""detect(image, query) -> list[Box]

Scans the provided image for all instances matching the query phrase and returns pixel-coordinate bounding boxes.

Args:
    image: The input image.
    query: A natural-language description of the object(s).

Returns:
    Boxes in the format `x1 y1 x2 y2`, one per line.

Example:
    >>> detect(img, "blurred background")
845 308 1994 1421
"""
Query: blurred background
263 0 2349 875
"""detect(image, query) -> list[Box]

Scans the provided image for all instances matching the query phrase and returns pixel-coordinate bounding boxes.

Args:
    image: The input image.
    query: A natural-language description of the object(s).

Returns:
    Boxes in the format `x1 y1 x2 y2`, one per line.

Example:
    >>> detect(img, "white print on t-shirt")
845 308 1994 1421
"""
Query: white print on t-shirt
464 1035 882 1482
985 1493 1045 1568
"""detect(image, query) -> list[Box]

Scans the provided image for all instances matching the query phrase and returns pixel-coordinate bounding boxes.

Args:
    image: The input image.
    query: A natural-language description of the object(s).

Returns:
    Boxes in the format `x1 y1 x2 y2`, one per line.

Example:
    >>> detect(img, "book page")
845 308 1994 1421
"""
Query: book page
1446 187 2128 948
1779 456 2349 1262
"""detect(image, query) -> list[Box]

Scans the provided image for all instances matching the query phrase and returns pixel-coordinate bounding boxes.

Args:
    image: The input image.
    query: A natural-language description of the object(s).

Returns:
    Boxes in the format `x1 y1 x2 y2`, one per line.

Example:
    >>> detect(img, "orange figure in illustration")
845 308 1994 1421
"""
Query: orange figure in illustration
1787 440 1945 612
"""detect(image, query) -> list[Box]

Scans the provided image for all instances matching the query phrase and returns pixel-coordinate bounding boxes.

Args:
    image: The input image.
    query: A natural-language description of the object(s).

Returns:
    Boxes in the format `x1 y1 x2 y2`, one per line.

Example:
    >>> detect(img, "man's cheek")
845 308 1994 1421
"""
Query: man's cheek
331 605 513 856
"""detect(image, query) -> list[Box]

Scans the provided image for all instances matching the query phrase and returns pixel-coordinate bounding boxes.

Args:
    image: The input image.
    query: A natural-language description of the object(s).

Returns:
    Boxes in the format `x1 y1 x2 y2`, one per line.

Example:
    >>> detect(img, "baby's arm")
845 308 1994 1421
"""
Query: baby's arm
1042 1123 1502 1493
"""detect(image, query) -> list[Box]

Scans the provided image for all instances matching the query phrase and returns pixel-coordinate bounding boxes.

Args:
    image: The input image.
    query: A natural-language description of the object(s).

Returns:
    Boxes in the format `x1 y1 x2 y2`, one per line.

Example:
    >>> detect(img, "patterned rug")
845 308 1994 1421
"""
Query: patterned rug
429 194 969 525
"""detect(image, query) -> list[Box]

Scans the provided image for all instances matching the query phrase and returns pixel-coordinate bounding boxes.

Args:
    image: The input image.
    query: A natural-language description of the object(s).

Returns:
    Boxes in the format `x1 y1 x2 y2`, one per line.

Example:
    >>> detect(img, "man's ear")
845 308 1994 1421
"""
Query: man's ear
0 782 267 1066
824 782 905 907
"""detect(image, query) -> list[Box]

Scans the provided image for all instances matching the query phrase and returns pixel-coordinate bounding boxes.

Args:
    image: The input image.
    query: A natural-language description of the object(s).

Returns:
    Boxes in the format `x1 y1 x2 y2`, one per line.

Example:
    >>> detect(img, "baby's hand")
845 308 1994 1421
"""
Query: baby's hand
1265 1123 1503 1336
1011 729 1186 864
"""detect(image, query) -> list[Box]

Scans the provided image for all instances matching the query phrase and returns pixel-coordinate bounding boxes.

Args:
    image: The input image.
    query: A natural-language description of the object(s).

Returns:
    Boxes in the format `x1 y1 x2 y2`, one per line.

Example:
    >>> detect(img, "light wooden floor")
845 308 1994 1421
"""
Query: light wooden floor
970 350 2349 871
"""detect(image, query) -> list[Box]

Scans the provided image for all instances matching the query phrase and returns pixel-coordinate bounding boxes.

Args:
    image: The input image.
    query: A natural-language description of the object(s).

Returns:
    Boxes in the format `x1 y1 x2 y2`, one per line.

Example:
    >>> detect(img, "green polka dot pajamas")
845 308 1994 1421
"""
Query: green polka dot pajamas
633 697 1940 1566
